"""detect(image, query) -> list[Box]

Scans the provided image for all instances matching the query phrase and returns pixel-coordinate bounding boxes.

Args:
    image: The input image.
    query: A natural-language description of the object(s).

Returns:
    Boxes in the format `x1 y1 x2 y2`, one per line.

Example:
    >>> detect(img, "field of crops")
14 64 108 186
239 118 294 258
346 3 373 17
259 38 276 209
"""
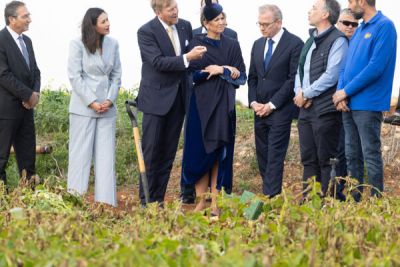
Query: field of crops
1 90 399 266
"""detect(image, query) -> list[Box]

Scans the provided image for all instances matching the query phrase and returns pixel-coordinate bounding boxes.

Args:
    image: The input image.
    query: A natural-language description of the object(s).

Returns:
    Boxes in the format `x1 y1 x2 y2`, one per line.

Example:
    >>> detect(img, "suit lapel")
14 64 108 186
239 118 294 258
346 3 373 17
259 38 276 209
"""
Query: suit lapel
176 20 187 54
3 28 31 72
257 38 267 75
264 30 290 76
98 37 109 74
152 17 176 56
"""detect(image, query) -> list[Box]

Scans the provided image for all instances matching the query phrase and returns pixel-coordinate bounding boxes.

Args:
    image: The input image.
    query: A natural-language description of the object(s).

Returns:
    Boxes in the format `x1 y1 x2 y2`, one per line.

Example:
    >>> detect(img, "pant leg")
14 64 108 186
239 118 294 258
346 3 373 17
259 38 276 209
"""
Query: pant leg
180 81 196 202
336 125 347 177
254 116 270 191
298 110 320 189
141 88 185 204
264 121 291 197
334 124 347 200
343 111 364 201
353 111 384 197
93 116 117 206
0 119 19 184
313 112 341 195
12 110 36 178
67 114 96 195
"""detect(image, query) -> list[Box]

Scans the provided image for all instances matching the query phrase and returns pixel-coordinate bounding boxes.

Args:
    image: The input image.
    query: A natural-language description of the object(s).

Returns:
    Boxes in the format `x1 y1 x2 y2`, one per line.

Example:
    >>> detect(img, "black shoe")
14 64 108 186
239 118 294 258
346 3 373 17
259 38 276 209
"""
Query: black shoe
181 195 195 204
335 191 346 202
384 112 400 125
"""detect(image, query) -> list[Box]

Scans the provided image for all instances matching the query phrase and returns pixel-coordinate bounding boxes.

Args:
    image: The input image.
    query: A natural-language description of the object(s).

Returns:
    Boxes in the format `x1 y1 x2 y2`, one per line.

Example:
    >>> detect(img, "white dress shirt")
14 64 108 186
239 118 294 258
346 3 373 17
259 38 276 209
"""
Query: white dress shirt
6 26 26 54
158 18 189 67
251 27 285 111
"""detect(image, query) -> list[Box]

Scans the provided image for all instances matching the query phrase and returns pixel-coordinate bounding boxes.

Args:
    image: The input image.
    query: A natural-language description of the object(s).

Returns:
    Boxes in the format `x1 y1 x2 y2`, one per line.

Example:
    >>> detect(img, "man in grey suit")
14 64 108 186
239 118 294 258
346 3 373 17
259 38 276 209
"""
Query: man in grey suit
137 0 206 206
0 1 40 187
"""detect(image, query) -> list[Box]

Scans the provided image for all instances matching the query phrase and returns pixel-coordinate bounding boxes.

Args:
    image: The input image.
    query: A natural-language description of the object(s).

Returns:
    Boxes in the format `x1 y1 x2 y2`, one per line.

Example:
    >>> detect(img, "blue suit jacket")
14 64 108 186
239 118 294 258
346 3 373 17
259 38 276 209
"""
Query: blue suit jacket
137 18 193 116
192 26 238 40
248 29 303 122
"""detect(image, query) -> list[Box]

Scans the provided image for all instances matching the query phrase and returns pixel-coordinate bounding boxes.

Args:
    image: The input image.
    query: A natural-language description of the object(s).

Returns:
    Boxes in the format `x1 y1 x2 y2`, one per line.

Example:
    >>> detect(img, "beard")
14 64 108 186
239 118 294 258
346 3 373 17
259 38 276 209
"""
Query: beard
352 7 364 20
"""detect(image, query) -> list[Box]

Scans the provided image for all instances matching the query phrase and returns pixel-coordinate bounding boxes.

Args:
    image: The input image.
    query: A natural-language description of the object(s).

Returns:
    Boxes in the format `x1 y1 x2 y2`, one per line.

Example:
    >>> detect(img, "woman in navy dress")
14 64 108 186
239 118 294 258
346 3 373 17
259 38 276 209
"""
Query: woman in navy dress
182 0 246 215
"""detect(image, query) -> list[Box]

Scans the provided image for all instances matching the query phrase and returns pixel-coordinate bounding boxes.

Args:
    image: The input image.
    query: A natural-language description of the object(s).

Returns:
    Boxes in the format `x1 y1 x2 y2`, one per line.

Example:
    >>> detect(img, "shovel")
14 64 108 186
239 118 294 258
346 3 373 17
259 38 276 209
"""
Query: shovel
125 100 150 204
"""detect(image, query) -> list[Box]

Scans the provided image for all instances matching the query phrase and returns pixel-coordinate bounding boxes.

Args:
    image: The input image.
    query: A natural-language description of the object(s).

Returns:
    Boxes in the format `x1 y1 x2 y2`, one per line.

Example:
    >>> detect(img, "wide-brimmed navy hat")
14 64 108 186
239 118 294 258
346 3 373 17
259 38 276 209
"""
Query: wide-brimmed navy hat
203 0 223 21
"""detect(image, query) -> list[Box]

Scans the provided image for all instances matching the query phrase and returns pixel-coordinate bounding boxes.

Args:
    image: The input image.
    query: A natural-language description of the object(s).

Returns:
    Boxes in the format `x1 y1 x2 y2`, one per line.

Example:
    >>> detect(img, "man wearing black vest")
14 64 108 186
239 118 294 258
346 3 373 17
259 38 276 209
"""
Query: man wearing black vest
293 0 348 197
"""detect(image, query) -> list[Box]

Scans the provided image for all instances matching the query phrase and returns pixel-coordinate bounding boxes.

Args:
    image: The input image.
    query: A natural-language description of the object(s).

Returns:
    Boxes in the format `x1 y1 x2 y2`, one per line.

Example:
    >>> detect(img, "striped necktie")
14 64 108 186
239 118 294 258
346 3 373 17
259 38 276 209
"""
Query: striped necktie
167 26 179 56
17 36 30 68
263 39 274 71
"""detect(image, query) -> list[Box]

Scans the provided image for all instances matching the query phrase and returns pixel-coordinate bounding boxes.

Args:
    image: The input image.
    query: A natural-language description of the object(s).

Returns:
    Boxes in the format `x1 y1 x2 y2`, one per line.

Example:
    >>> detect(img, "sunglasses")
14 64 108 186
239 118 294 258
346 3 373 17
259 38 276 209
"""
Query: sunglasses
340 20 359 28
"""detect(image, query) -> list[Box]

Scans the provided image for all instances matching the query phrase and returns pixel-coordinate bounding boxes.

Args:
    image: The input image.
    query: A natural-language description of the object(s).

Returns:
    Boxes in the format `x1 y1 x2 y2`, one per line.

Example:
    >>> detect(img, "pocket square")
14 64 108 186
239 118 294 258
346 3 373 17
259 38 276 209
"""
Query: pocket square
185 39 189 46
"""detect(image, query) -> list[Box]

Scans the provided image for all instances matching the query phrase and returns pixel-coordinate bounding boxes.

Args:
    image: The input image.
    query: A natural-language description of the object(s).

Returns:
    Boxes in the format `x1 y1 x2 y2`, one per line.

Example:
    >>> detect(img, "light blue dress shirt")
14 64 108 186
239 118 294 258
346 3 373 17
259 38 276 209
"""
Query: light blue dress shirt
294 29 348 98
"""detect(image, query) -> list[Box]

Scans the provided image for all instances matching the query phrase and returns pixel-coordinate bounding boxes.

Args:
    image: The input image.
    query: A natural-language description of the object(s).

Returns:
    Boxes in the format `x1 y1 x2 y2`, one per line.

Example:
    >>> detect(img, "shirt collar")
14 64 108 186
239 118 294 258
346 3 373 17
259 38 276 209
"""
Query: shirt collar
361 10 382 28
158 17 177 31
270 27 284 44
6 26 22 41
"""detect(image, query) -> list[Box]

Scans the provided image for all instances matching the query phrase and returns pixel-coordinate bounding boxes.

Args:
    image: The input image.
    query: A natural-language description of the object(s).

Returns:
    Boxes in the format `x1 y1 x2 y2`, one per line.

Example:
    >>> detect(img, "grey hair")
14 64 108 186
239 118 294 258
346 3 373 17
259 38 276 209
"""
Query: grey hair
324 0 341 25
340 8 355 18
4 0 25 25
258 4 283 21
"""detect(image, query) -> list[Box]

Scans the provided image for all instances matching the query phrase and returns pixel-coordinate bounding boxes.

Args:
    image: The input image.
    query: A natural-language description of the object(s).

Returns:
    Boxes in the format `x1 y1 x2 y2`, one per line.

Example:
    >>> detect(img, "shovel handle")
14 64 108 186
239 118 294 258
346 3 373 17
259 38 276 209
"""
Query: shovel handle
125 100 138 128
133 127 146 173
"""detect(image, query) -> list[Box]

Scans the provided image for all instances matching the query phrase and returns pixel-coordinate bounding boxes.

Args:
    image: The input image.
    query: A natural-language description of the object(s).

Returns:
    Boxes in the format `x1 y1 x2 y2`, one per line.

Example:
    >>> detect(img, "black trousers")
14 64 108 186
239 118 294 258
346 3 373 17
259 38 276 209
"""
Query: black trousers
139 87 185 204
0 111 36 184
254 116 291 197
298 109 341 195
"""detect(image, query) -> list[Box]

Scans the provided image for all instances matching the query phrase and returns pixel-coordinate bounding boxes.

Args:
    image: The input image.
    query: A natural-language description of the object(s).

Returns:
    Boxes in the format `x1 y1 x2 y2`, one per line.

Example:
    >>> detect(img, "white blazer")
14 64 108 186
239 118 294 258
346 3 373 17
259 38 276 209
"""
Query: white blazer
68 36 122 117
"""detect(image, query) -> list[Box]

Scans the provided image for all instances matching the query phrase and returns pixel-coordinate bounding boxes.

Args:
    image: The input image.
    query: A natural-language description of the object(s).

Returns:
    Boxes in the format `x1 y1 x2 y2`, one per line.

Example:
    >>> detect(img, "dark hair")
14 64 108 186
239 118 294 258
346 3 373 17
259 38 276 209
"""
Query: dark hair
200 10 225 27
365 0 375 7
324 0 341 25
81 8 106 54
4 1 25 25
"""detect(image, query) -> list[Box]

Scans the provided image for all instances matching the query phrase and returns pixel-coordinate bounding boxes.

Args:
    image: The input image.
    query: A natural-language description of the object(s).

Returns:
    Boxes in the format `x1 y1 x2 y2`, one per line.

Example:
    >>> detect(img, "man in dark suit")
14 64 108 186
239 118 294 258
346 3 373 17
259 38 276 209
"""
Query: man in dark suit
137 0 206 205
248 4 303 198
0 1 41 187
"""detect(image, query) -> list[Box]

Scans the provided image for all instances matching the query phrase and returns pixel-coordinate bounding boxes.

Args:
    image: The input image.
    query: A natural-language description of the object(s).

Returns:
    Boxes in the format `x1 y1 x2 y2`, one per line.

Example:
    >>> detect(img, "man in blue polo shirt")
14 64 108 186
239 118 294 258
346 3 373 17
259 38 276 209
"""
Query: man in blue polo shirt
332 0 397 201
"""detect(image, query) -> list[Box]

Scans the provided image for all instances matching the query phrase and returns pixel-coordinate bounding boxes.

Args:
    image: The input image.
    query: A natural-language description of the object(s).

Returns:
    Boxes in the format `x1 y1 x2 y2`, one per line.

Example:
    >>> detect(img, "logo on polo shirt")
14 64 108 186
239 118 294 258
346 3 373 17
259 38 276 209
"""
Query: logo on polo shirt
364 32 372 39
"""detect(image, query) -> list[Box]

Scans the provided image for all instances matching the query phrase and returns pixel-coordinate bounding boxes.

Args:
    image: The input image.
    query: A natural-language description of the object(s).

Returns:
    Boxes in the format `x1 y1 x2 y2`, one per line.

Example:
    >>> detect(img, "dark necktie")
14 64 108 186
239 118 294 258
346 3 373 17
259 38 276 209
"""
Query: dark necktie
17 36 30 68
263 38 274 71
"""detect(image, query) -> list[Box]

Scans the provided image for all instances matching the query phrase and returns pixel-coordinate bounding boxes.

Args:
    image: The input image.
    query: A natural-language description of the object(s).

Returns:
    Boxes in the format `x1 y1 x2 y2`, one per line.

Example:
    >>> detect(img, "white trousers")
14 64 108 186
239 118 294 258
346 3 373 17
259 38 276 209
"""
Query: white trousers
67 114 117 206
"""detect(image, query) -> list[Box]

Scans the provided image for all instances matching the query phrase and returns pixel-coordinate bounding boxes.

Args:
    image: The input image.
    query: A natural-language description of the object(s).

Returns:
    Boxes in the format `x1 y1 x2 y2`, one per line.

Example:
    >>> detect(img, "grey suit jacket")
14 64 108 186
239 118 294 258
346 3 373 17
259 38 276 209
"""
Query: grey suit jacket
68 36 122 118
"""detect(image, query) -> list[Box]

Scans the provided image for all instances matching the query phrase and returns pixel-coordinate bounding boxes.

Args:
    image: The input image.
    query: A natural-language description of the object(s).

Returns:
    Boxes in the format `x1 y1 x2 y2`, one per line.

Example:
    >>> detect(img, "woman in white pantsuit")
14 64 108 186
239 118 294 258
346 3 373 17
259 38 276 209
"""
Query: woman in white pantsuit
67 8 121 206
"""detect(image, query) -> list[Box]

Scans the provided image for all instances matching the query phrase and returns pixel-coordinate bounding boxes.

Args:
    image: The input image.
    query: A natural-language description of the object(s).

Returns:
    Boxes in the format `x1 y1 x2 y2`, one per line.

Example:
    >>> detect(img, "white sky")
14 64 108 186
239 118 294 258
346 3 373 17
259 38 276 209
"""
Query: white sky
0 0 399 105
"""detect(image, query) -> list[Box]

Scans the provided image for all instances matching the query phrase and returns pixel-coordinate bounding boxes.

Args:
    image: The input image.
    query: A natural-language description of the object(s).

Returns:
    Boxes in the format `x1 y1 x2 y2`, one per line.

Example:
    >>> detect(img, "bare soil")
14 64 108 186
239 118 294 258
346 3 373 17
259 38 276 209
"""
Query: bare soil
89 123 400 211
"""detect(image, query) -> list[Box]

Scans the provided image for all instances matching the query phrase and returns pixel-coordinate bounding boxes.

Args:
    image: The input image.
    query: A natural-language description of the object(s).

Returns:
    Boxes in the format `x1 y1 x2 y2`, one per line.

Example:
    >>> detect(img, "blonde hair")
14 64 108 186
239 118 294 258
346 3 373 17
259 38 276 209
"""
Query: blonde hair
151 0 174 12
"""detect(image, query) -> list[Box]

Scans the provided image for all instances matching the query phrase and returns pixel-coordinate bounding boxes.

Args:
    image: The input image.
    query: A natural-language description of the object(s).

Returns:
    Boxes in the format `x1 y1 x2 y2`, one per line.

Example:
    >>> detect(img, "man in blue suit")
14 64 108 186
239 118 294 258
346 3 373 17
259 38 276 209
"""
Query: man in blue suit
137 0 206 206
248 4 303 198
